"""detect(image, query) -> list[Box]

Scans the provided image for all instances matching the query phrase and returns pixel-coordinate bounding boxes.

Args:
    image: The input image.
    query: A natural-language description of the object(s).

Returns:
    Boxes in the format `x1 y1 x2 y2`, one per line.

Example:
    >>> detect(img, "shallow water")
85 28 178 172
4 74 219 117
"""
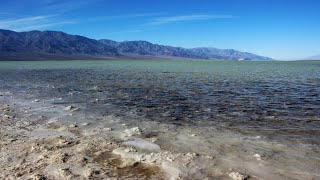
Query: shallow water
1 60 319 144
0 60 320 178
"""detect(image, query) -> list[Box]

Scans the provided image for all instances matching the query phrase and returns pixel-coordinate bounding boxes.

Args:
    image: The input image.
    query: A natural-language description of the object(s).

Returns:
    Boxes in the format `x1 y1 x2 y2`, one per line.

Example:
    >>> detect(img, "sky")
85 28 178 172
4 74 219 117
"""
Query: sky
0 0 319 60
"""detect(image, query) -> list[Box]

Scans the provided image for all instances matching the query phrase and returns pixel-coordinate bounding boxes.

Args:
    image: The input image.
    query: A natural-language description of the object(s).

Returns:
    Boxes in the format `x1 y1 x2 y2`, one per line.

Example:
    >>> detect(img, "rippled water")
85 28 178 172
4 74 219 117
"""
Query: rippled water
0 60 319 145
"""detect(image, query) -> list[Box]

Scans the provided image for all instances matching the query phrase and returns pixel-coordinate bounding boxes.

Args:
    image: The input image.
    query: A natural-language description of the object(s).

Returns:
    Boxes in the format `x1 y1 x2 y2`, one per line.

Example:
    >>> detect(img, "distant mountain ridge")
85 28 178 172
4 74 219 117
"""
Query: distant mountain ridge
190 47 272 60
305 54 320 60
99 40 206 59
0 29 272 60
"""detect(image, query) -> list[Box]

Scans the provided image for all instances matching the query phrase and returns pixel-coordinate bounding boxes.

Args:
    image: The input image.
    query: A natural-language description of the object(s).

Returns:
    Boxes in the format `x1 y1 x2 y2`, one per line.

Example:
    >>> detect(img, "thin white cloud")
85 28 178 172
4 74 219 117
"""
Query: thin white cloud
41 0 96 13
105 29 144 36
83 12 166 22
147 14 237 25
101 14 236 36
0 16 49 26
0 15 75 31
13 21 75 31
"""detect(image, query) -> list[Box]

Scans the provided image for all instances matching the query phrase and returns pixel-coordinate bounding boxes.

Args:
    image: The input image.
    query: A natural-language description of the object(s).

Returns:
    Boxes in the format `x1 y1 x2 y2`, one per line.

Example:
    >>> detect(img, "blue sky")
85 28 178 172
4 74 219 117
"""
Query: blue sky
0 0 319 60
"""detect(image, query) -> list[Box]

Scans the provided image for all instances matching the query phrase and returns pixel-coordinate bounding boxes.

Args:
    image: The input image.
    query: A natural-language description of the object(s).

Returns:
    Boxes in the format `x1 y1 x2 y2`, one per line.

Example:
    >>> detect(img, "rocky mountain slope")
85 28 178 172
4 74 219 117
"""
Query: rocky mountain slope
0 29 272 60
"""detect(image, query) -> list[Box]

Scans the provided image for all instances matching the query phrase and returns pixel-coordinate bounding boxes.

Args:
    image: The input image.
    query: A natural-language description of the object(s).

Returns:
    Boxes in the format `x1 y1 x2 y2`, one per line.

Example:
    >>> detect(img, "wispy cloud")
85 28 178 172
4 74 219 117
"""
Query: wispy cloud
99 14 236 36
105 29 144 36
147 14 237 25
0 15 75 31
41 0 96 13
83 12 166 22
0 0 95 31
15 21 74 31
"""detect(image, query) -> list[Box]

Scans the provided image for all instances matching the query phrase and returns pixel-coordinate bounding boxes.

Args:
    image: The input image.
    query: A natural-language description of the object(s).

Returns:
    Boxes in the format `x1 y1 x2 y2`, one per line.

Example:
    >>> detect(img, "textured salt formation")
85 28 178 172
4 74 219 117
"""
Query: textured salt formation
1 89 319 180
0 103 166 179
124 138 161 151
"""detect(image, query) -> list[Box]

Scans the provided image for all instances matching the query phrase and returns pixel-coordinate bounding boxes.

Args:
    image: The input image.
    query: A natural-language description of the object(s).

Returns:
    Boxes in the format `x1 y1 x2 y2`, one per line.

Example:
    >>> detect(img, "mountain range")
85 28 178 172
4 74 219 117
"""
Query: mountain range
0 29 272 61
305 54 320 60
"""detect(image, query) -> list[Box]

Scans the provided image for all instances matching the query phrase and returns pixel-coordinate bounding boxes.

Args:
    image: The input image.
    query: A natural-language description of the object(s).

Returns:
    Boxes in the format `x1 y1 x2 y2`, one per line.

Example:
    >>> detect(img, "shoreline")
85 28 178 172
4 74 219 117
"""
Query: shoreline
1 91 319 179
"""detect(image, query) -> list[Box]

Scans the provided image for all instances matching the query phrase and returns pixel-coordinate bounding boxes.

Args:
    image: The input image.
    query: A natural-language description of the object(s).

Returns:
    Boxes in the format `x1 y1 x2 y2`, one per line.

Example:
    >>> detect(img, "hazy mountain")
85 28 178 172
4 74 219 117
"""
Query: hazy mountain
190 47 272 61
0 29 272 60
305 54 320 60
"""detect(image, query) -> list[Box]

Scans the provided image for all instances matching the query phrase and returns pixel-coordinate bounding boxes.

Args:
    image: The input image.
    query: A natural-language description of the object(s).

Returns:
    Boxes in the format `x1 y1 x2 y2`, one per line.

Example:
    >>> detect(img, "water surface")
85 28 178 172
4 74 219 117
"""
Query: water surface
0 60 319 145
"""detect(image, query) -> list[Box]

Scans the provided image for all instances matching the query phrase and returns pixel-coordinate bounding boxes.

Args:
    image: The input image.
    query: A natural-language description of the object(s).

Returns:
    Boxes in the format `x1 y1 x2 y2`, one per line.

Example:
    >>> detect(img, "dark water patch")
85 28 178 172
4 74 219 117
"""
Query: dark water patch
0 60 319 145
